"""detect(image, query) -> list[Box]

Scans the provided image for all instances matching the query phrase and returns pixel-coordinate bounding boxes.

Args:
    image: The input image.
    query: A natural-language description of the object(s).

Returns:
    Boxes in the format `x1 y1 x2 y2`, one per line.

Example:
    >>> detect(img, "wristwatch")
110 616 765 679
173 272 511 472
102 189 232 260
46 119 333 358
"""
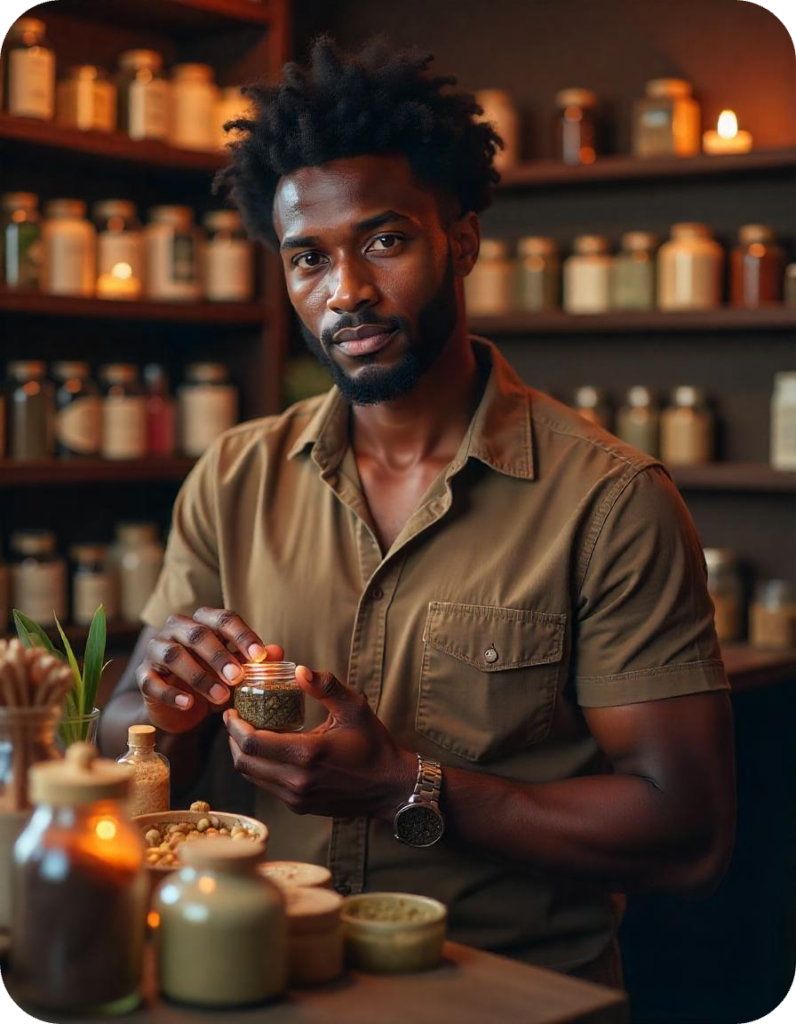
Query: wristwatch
393 754 444 848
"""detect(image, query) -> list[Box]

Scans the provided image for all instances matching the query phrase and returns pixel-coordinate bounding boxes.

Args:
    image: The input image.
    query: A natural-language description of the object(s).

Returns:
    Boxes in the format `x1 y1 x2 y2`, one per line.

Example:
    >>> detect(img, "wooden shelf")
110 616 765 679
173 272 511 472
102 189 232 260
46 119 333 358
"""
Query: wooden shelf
46 0 274 33
471 307 796 335
670 464 796 493
722 643 796 692
0 289 267 325
498 148 796 189
0 458 196 487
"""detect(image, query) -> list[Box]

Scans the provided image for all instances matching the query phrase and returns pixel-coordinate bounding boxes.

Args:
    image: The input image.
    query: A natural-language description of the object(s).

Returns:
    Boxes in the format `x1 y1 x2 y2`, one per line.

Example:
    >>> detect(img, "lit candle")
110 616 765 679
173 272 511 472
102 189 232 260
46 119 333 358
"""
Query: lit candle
96 261 142 300
703 110 753 155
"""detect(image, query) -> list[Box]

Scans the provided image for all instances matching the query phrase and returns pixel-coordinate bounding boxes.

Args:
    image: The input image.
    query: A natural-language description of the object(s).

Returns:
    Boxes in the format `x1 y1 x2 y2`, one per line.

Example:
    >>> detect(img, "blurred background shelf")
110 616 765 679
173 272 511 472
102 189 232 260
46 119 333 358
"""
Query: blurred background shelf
469 308 796 335
57 0 275 33
0 459 196 487
669 463 796 493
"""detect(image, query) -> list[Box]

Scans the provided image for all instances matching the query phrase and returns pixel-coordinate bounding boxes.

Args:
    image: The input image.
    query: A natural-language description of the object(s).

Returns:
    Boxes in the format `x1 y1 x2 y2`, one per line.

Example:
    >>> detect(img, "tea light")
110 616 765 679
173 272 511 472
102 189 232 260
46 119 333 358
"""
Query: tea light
703 110 753 155
97 262 142 300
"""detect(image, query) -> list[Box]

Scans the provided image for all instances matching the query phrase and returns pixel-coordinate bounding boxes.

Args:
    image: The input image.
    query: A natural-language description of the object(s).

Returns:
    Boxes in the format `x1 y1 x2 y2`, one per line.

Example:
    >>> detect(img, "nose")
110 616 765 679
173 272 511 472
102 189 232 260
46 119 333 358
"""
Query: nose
326 258 379 315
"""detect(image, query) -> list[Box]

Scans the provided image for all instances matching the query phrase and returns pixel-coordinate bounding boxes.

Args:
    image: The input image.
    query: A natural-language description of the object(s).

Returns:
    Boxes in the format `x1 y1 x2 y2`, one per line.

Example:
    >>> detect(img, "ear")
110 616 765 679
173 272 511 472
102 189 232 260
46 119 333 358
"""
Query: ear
449 212 481 277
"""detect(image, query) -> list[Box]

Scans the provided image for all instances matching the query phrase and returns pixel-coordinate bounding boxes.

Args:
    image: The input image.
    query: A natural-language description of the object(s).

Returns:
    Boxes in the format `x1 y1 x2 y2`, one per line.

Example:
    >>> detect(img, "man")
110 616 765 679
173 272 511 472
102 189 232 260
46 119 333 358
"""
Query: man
100 36 735 987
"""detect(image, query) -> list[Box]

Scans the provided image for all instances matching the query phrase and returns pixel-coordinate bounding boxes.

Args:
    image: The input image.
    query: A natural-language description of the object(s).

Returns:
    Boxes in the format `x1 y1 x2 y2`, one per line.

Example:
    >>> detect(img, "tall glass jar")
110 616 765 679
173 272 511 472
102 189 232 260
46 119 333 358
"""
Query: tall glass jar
99 363 148 461
517 236 559 312
202 210 254 302
730 224 786 307
749 581 796 650
573 386 611 431
145 205 201 301
704 548 744 643
116 725 170 816
113 522 164 623
632 79 700 158
9 530 67 625
660 386 714 465
52 360 102 458
234 662 304 732
610 232 658 311
657 223 724 311
178 363 239 456
144 363 177 458
116 50 170 142
171 63 219 152
41 198 96 297
2 17 55 121
70 543 118 626
93 200 144 300
563 235 612 314
12 743 147 1015
771 372 796 470
616 386 660 456
464 238 515 316
474 90 520 171
1 192 41 291
7 360 55 459
554 88 598 165
55 65 117 133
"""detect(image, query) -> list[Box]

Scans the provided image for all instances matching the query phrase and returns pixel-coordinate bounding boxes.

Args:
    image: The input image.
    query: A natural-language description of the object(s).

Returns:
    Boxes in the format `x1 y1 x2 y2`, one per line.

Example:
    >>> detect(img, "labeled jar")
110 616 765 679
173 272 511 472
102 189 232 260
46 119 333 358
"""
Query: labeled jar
730 224 786 307
12 743 147 1015
563 235 612 314
284 885 345 987
171 63 219 152
771 372 796 470
154 839 287 1007
9 530 67 625
3 17 55 121
234 662 304 732
1 192 41 290
750 581 796 650
616 386 660 456
464 238 515 316
99 363 148 460
178 363 239 456
116 725 170 816
785 265 796 307
93 200 144 300
55 65 117 132
573 386 611 430
41 198 96 298
704 548 744 643
474 89 520 171
632 79 700 158
202 210 254 302
554 88 598 165
144 364 176 457
657 223 724 311
611 232 658 311
7 360 55 459
70 543 118 626
215 85 254 148
517 236 559 312
660 386 714 465
52 360 102 458
145 206 201 301
113 523 164 623
116 50 170 142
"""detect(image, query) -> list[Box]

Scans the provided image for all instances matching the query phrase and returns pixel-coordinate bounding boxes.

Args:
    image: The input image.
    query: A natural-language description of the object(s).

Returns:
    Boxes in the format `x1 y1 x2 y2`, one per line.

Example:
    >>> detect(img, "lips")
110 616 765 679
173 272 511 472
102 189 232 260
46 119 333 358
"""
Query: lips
334 325 390 344
336 330 396 357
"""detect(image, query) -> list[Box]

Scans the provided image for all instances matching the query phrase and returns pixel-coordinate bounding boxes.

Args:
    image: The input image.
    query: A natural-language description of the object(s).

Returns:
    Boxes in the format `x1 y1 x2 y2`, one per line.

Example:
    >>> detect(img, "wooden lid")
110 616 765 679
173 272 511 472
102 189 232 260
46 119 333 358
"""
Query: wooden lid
257 860 332 889
30 742 134 805
284 886 343 932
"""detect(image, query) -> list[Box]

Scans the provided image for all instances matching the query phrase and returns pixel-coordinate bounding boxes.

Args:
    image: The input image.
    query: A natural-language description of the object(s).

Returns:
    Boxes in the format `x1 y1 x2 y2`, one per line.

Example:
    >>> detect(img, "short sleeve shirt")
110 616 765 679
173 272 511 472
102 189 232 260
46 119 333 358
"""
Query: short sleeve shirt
142 337 727 971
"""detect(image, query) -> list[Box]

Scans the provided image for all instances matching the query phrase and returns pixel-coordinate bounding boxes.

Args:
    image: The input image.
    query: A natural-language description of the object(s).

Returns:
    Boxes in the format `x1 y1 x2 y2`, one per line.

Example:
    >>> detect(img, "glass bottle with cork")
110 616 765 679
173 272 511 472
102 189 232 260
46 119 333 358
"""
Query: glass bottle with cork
730 225 786 307
116 724 170 816
144 206 201 302
517 236 560 312
99 363 148 461
616 386 660 456
2 17 55 121
611 232 658 311
7 360 55 460
52 361 102 459
143 364 177 458
660 386 715 465
704 548 744 643
55 65 117 133
573 386 611 431
632 79 701 158
171 63 219 152
202 210 255 302
463 238 515 316
1 192 41 291
178 362 239 457
116 50 170 142
41 199 97 298
657 223 724 311
563 236 613 314
554 89 598 165
9 530 67 626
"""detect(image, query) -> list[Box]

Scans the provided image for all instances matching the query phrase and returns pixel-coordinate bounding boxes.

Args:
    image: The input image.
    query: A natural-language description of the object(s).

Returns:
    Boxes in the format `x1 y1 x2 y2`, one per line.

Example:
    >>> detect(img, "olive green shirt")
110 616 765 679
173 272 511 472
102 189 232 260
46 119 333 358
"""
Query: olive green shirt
141 337 728 972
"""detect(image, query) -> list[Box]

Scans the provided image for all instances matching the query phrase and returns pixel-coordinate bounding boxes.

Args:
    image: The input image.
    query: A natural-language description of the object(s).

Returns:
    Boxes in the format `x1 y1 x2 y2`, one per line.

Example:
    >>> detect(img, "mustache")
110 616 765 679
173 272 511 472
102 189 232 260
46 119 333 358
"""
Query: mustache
322 313 403 346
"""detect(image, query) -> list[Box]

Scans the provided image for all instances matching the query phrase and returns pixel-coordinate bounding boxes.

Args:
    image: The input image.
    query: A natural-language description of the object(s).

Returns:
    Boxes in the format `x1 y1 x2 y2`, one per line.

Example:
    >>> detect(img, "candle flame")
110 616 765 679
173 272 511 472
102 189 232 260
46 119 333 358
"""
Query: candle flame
147 911 160 929
95 819 117 840
717 110 739 140
111 262 133 280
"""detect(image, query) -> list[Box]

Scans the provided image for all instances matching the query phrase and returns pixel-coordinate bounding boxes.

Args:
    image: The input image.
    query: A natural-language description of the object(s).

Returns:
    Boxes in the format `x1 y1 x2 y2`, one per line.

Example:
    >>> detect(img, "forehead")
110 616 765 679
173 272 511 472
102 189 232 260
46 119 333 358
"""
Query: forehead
273 153 441 241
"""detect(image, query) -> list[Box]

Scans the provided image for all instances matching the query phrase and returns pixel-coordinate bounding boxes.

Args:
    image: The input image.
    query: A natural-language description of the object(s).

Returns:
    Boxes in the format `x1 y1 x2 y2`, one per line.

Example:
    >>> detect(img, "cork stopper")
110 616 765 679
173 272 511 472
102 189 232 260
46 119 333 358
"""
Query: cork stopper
128 724 156 749
30 742 134 806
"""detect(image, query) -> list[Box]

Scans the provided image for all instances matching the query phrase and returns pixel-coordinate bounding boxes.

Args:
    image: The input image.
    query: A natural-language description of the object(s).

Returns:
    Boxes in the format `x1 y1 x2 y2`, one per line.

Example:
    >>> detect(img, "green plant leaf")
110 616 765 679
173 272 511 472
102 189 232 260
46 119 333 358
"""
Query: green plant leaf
12 610 63 658
82 605 107 714
54 615 84 713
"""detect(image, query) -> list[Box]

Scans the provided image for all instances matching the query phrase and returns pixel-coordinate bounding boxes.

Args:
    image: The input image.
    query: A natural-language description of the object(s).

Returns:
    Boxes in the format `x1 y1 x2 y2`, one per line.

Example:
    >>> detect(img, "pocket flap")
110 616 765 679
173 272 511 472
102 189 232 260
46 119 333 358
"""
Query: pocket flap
422 602 566 672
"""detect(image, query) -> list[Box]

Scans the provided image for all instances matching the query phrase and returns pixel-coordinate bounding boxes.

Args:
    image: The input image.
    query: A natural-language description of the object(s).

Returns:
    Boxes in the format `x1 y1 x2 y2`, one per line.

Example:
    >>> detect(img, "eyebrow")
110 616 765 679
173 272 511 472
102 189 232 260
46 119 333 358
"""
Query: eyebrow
280 210 413 252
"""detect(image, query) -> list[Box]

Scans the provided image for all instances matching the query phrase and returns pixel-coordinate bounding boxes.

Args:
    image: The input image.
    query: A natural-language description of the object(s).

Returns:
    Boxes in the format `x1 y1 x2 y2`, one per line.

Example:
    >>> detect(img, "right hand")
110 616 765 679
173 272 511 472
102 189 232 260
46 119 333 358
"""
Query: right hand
136 607 283 733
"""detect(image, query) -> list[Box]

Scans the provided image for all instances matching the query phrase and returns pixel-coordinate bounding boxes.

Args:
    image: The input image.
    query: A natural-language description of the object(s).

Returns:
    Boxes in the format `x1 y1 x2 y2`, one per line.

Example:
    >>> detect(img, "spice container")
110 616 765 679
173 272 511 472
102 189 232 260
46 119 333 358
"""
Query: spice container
70 543 118 625
215 85 254 148
145 205 201 301
12 743 147 1015
2 18 55 121
258 860 333 890
785 265 796 307
660 386 714 465
749 581 796 650
234 661 304 732
632 79 700 158
153 839 287 1007
171 63 219 152
611 232 658 311
1 192 41 291
56 65 117 132
730 224 785 307
616 386 660 456
52 360 102 458
178 362 239 456
704 548 744 643
284 885 345 986
554 88 598 165
474 89 520 170
464 238 515 316
9 531 67 625
117 725 170 816
94 200 144 300
341 892 447 974
113 522 164 623
144 364 177 457
100 363 148 460
41 198 96 297
517 236 559 312
657 223 724 311
573 386 611 430
770 372 796 470
563 236 612 314
202 210 255 302
116 50 170 141
7 360 55 459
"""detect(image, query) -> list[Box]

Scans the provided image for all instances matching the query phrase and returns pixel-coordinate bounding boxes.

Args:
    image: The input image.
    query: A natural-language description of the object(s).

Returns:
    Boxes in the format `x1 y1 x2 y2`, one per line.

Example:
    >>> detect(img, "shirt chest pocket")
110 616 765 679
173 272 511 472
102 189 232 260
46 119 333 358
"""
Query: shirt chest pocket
416 602 566 763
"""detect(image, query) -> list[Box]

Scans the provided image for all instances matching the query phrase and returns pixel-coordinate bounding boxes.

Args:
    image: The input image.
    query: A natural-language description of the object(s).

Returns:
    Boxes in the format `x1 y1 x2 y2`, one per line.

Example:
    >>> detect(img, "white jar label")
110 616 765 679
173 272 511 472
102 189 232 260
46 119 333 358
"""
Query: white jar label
11 561 67 624
74 571 118 625
9 47 55 119
129 78 169 140
178 386 238 456
57 396 102 454
102 396 148 459
204 239 254 301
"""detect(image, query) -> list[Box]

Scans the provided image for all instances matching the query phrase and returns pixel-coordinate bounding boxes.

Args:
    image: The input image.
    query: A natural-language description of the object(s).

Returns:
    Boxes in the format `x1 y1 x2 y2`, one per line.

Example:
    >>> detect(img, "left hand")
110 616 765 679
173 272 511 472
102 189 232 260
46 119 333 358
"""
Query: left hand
224 666 417 821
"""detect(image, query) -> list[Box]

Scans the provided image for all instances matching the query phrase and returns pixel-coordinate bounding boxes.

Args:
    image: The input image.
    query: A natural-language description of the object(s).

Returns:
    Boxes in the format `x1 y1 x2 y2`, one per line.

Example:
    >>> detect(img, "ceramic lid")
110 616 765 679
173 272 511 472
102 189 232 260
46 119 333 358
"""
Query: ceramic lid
30 742 134 805
284 885 343 932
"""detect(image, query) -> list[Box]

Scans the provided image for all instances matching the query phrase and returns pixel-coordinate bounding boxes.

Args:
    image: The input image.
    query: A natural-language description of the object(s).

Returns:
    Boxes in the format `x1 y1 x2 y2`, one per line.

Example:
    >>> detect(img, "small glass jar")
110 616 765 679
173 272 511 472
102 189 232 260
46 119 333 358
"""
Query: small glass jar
41 198 96 297
93 200 144 300
99 363 148 461
1 192 41 291
116 725 170 816
2 17 55 121
55 65 117 133
554 88 598 165
610 232 658 311
178 362 239 457
7 360 55 459
52 360 102 458
657 223 724 311
771 372 796 471
616 386 660 456
70 543 118 626
704 548 744 643
116 50 170 142
660 386 714 466
573 386 611 431
145 205 201 301
785 265 796 308
9 530 67 626
750 581 796 650
632 79 701 158
563 235 612 314
516 236 559 312
284 885 345 987
730 224 786 308
234 662 304 732
113 522 164 624
202 210 254 302
464 238 515 316
143 364 177 458
474 89 520 171
215 84 253 148
171 63 219 152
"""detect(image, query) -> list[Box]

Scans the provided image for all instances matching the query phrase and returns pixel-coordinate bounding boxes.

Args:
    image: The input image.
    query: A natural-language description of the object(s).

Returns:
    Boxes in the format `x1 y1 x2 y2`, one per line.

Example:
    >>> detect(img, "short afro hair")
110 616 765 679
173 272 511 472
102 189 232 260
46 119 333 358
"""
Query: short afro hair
214 34 504 249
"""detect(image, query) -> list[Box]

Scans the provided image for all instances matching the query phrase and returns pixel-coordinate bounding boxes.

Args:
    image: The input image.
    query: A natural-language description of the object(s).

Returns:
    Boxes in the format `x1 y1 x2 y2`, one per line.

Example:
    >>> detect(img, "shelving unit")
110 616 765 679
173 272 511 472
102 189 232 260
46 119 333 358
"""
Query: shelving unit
470 307 796 335
0 458 197 487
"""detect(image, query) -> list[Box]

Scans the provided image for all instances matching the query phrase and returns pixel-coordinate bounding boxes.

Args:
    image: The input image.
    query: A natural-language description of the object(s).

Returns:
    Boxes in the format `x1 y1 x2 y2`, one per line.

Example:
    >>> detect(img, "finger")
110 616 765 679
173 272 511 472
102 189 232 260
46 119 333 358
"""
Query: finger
136 664 194 710
160 613 246 688
295 667 369 726
228 736 304 793
146 636 231 705
192 607 267 662
224 709 312 763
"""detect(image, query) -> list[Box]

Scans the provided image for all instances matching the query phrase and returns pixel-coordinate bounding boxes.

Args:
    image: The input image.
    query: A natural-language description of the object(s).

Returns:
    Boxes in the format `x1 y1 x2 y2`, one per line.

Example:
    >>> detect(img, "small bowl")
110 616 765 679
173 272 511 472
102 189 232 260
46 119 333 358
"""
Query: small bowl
133 809 269 878
340 892 447 974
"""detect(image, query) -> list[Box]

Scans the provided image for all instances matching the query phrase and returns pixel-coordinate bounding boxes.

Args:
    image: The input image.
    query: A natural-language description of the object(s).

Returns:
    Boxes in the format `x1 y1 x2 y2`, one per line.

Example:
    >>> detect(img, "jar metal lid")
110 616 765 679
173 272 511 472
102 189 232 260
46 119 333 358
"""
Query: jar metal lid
621 231 658 251
93 199 138 221
30 742 134 806
10 17 47 37
555 88 598 108
8 360 46 379
625 385 656 408
1 192 38 210
52 360 91 379
574 385 605 408
118 49 163 72
45 198 88 220
671 222 713 239
671 385 707 406
70 542 108 564
100 363 138 384
115 521 159 545
184 362 230 384
203 210 244 232
703 548 738 572
738 224 775 245
573 234 610 255
11 530 57 556
64 65 109 81
148 205 194 226
517 236 557 257
477 238 510 260
645 78 693 99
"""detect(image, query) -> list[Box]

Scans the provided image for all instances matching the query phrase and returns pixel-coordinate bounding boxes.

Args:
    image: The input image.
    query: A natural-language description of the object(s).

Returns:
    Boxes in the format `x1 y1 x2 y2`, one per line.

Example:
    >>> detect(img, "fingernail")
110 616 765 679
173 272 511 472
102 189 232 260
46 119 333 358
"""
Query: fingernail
297 665 312 683
223 663 243 683
209 683 229 703
175 694 191 709
222 710 230 726
248 644 266 662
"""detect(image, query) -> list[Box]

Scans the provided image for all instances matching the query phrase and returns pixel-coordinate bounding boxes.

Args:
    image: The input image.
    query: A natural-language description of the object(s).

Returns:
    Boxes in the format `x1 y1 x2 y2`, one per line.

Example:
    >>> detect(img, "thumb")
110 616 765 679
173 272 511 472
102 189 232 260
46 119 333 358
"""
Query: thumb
296 666 368 724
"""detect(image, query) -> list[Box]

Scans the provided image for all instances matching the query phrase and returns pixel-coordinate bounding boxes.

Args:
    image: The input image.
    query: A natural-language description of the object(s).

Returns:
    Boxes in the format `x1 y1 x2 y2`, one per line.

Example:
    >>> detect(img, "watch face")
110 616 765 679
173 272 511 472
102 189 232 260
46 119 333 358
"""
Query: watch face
394 804 444 847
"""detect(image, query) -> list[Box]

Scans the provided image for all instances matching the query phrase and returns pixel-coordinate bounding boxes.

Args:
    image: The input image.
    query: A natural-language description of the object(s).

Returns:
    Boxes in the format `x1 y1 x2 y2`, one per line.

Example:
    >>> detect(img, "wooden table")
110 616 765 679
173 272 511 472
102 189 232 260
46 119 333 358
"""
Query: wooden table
7 942 627 1024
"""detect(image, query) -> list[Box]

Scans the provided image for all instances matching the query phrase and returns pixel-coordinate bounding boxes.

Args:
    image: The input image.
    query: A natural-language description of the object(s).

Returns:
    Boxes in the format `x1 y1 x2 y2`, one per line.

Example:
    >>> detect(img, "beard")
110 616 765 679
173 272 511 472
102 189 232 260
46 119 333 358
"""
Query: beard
297 250 458 406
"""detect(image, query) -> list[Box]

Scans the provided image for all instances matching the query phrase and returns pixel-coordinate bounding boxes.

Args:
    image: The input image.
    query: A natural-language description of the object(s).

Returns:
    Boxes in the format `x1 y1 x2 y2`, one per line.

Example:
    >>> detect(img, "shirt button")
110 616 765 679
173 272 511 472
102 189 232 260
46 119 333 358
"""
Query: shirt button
484 646 499 664
371 586 385 601
335 882 352 896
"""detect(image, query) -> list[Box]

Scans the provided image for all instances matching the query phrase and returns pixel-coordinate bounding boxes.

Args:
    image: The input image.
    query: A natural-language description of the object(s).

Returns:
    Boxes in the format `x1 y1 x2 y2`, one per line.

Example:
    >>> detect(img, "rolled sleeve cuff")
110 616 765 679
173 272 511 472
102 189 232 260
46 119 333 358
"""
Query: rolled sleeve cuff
576 659 730 708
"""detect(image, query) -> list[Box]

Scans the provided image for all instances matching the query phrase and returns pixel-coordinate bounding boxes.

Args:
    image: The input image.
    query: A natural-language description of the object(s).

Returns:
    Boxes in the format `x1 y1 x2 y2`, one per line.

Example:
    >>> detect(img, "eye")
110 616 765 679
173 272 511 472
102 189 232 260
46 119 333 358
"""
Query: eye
367 234 404 253
292 251 328 270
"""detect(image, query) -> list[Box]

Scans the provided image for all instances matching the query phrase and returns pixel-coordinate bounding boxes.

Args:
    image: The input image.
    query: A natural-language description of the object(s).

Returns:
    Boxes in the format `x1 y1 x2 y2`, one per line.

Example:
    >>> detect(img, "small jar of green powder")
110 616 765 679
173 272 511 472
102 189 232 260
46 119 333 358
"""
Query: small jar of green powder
234 661 304 732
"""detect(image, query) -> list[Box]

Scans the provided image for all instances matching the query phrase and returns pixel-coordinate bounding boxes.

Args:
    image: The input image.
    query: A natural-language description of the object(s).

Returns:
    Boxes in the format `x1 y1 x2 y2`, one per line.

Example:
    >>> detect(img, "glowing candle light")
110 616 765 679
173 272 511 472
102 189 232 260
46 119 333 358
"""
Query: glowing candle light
703 109 753 154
